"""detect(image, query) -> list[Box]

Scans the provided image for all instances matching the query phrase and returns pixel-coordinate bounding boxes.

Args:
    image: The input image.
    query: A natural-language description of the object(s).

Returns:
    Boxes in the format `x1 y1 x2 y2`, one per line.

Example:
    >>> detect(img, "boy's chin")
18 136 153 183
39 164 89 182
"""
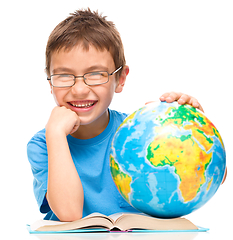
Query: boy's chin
78 116 94 126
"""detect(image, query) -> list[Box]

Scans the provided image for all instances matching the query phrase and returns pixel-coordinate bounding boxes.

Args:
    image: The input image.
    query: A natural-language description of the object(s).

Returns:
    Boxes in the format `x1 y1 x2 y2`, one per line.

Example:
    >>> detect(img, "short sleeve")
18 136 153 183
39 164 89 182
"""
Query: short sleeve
27 129 51 214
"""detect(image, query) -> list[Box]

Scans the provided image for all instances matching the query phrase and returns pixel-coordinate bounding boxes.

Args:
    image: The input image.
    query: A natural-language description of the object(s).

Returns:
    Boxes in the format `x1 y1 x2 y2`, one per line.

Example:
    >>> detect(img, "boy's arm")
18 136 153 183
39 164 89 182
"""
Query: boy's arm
46 106 84 222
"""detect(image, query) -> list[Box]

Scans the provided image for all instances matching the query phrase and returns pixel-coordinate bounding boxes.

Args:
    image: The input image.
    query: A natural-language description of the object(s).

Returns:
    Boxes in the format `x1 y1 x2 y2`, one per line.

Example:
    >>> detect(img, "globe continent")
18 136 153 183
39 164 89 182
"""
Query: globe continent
110 102 226 218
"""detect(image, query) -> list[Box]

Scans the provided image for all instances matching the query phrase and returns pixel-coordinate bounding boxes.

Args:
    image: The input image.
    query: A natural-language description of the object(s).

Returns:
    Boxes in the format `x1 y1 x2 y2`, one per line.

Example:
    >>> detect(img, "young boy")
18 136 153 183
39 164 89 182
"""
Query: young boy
27 9 212 222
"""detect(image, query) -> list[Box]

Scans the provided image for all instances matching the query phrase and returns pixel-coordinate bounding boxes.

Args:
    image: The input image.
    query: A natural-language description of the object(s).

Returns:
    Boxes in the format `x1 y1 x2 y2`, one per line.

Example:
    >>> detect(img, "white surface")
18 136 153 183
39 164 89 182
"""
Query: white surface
1 1 232 239
3 227 232 240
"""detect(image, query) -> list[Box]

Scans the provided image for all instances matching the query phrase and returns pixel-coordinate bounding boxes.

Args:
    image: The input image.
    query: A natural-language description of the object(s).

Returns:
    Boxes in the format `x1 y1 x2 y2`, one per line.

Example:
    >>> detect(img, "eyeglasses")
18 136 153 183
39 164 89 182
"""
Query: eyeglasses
47 66 123 87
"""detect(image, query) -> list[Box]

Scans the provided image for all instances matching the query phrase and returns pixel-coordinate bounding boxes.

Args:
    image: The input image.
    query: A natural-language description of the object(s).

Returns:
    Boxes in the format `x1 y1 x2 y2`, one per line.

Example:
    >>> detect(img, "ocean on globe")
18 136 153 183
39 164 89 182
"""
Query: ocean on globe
110 101 226 218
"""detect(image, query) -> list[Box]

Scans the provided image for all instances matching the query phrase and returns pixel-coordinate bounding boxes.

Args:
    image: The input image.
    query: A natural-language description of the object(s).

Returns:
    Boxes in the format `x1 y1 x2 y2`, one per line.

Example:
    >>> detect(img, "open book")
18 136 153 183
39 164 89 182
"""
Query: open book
28 212 208 233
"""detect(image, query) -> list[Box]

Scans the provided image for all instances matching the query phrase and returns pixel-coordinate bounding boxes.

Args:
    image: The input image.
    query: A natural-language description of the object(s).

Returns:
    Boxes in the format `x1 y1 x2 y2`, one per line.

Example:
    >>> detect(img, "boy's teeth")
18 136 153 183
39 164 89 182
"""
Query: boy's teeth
71 102 95 108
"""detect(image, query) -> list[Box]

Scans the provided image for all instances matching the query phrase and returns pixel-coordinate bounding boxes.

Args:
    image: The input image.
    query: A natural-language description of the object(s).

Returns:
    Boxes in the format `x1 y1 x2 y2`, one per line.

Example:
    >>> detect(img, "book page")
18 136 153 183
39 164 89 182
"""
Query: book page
30 219 68 231
84 212 107 219
108 213 124 222
31 213 115 232
30 214 105 231
86 212 114 223
109 212 152 222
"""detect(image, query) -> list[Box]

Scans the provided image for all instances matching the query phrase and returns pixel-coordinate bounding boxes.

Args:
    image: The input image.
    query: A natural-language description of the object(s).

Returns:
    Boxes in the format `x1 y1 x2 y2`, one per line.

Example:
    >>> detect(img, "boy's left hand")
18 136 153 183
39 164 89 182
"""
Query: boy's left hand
159 92 204 112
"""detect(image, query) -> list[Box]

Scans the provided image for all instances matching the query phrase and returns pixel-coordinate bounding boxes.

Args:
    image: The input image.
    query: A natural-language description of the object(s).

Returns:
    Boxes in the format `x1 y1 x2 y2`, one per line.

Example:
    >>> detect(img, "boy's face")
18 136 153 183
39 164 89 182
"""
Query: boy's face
49 45 127 129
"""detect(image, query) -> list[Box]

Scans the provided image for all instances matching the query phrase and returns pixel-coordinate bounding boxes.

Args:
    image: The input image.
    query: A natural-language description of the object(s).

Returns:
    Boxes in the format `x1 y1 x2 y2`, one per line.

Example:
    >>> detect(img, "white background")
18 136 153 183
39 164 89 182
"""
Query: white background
0 0 232 239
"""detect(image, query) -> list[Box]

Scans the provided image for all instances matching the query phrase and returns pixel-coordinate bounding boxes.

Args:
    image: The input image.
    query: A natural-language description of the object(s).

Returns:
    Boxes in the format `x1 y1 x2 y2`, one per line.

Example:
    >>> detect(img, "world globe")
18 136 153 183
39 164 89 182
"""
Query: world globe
110 101 226 218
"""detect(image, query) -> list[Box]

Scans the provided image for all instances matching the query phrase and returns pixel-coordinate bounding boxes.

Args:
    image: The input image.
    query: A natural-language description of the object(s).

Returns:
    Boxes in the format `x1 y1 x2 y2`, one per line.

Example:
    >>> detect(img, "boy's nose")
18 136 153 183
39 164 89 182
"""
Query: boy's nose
71 77 90 96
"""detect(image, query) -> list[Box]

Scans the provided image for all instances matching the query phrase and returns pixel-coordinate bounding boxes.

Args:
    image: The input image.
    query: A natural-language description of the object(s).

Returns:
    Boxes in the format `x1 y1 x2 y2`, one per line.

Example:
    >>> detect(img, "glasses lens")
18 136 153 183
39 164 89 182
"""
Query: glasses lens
51 75 74 87
85 72 109 85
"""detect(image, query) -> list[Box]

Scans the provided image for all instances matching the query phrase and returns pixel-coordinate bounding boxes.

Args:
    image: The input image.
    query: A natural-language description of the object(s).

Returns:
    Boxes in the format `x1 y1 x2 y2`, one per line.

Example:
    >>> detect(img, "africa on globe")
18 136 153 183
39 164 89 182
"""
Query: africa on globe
110 101 226 218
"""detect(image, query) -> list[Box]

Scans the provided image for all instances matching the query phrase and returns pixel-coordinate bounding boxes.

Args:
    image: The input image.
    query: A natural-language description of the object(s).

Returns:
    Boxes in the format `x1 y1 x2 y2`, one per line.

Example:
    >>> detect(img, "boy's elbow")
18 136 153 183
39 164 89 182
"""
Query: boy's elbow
58 211 83 222
46 193 83 222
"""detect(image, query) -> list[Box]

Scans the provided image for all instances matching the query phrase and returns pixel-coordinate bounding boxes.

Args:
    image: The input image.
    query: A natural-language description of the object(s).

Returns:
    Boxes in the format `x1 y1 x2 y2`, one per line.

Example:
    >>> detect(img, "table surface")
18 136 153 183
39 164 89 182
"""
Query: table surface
5 224 231 240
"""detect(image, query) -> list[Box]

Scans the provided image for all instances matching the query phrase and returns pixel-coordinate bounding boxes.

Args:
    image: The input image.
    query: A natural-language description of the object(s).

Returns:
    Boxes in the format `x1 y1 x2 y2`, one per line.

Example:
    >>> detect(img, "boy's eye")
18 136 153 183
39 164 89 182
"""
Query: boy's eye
86 72 108 80
60 74 72 78
89 72 103 77
90 72 101 76
55 74 73 80
50 75 74 87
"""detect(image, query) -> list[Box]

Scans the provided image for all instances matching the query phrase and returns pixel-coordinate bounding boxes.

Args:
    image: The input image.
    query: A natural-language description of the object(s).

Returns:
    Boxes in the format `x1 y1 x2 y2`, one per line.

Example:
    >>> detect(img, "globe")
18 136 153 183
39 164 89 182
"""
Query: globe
110 101 226 218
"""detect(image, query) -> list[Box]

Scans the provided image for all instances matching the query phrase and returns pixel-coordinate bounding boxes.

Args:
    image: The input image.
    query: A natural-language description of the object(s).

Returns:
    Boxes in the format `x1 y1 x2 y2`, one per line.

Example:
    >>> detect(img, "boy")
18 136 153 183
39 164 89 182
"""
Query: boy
27 9 212 222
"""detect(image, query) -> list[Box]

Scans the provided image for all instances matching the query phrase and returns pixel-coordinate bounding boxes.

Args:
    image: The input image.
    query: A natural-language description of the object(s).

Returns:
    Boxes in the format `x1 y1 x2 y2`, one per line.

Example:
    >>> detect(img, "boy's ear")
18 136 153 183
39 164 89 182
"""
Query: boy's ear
45 68 53 94
115 66 129 93
48 79 53 94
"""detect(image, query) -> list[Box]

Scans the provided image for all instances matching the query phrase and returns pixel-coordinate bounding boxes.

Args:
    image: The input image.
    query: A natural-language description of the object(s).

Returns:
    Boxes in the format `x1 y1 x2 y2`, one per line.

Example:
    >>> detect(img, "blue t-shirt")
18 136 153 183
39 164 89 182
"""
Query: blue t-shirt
27 109 139 220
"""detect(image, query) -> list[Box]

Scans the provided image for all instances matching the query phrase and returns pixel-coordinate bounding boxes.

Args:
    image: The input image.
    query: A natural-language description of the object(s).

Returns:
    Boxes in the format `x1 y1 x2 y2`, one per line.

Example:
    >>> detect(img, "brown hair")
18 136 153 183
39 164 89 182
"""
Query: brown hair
45 9 125 78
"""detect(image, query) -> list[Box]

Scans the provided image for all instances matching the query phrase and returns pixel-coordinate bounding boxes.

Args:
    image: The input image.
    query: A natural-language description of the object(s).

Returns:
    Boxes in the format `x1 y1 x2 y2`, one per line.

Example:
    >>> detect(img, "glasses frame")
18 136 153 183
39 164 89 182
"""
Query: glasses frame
47 66 123 87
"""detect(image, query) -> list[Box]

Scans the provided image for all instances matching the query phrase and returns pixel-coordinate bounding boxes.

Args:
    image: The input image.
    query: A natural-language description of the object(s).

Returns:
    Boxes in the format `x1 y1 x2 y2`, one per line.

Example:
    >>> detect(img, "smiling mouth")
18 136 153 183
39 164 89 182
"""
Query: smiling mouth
69 100 98 108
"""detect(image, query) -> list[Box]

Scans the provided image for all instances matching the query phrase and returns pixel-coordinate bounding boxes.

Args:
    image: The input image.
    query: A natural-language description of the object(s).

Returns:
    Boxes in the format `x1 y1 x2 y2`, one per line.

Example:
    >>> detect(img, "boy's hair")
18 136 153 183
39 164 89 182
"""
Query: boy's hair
46 9 125 78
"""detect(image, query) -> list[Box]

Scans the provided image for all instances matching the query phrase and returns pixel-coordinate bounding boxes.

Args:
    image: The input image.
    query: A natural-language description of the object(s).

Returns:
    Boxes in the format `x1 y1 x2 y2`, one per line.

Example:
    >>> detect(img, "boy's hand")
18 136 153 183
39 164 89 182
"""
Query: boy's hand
159 92 204 112
46 106 80 136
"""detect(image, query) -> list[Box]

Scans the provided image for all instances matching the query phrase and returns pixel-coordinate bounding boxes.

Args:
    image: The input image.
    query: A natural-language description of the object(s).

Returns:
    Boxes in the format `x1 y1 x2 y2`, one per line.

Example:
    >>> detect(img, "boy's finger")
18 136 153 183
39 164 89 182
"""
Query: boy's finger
177 94 190 105
164 92 182 103
188 98 204 112
159 92 173 101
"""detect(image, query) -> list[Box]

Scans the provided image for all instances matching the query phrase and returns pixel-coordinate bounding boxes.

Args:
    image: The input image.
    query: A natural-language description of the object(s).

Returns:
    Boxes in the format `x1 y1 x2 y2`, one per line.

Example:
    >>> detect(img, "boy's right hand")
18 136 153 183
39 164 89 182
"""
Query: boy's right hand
46 106 80 136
